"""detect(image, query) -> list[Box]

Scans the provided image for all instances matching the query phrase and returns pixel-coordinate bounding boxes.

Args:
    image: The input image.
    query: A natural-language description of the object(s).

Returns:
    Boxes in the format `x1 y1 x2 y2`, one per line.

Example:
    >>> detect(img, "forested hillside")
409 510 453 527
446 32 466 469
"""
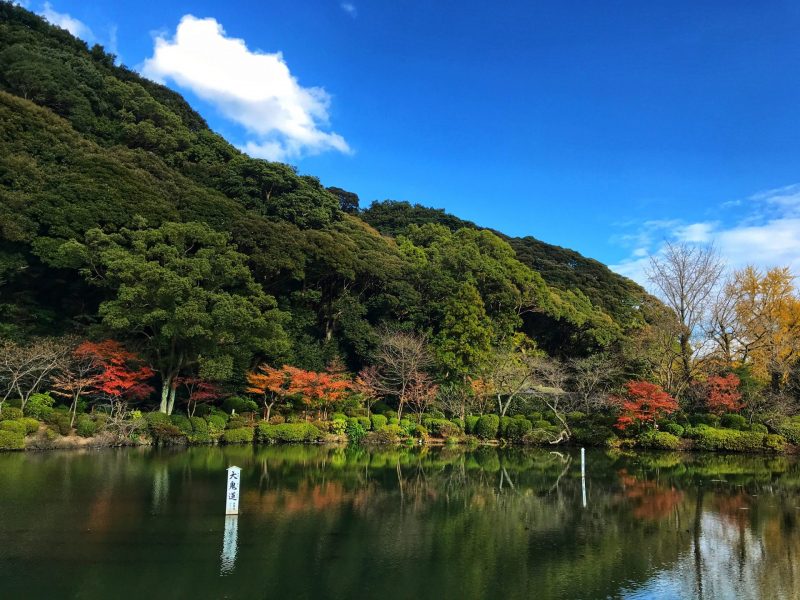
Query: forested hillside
0 1 650 373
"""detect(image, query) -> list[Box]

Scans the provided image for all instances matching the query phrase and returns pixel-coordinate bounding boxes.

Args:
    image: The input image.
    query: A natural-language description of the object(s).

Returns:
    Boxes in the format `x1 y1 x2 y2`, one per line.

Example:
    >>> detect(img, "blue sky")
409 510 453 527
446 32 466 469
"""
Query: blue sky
22 1 800 284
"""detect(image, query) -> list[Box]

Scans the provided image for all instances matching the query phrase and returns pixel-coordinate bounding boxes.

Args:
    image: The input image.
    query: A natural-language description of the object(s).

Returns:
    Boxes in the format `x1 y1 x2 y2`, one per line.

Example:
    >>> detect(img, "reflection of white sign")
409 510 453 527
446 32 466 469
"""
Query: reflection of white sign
220 515 239 575
226 466 242 515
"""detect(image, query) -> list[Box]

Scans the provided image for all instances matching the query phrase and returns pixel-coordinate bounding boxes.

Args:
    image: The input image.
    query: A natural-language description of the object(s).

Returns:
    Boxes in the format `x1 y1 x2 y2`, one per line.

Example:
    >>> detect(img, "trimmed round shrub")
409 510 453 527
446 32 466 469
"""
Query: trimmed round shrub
256 422 321 443
76 415 97 438
206 414 227 433
638 430 681 450
222 396 259 414
190 416 208 434
465 415 479 434
331 413 347 422
451 418 465 430
0 420 26 434
19 417 39 435
424 418 460 438
749 423 768 433
0 429 24 450
528 412 543 423
720 413 748 431
170 414 193 436
25 393 55 420
533 419 552 430
370 414 388 430
356 416 371 431
0 407 23 421
567 411 587 424
572 425 616 447
145 412 182 440
499 416 515 438
227 415 248 430
222 427 255 444
388 417 400 426
475 414 500 440
662 423 685 437
505 418 532 442
412 424 429 439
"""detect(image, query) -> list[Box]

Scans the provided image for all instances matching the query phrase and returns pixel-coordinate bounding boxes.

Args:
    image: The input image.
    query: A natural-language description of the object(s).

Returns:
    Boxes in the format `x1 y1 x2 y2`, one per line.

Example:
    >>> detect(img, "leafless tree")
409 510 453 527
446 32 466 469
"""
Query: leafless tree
646 242 725 384
528 357 572 442
406 373 438 421
475 346 534 417
366 331 432 419
436 382 472 421
568 354 620 412
0 338 69 414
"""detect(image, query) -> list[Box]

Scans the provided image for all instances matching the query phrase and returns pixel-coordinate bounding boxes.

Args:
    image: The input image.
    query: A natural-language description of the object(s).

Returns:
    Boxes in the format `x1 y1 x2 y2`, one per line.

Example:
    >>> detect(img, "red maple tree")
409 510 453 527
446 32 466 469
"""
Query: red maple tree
174 376 222 417
75 340 154 409
705 373 742 414
247 364 352 420
612 380 678 432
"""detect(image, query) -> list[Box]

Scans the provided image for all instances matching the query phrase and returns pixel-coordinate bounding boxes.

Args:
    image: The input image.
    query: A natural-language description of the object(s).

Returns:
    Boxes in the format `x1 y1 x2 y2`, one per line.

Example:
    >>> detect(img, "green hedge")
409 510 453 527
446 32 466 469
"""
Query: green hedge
465 415 479 434
24 393 55 420
424 418 461 438
370 414 387 430
0 420 26 435
0 407 23 421
504 418 532 442
222 427 255 444
206 414 227 433
637 430 681 450
256 422 320 444
475 414 500 440
771 419 800 443
690 426 785 452
0 429 24 450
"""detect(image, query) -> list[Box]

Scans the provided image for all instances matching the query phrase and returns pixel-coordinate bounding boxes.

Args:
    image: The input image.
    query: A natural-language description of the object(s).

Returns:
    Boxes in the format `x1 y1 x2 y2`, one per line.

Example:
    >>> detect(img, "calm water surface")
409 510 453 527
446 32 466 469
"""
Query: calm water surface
1 445 798 599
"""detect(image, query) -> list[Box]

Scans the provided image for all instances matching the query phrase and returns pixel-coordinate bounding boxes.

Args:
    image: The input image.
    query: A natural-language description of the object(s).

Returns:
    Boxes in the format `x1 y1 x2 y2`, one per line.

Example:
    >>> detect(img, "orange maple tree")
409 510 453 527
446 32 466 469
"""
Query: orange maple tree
612 380 678 431
287 365 351 418
705 373 743 415
246 364 292 420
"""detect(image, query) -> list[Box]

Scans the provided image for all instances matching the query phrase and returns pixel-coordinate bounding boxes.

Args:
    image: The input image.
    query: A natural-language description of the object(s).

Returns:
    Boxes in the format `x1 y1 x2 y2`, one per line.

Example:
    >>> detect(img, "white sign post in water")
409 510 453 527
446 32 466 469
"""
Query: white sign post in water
581 448 587 508
225 466 242 515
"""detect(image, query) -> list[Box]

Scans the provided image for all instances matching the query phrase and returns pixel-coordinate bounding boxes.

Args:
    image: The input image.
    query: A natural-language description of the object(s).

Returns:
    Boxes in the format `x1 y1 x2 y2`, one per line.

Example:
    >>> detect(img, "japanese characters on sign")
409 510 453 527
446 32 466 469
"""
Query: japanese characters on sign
225 466 242 515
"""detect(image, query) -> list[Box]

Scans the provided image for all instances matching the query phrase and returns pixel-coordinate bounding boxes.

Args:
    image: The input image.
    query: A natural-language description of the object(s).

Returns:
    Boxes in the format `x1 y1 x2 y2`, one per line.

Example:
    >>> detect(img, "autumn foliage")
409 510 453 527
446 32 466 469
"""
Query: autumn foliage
74 340 154 401
613 380 678 431
705 374 743 415
247 364 352 419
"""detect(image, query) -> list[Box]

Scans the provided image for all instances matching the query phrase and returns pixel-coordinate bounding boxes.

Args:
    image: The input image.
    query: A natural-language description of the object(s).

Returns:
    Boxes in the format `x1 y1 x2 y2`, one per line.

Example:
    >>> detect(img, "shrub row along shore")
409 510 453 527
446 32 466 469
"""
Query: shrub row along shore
2 401 798 454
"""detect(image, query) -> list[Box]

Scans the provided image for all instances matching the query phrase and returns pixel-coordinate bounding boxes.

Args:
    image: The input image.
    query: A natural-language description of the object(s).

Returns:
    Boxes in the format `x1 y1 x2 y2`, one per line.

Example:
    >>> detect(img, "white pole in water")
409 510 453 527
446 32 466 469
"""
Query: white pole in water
581 447 587 508
225 466 242 515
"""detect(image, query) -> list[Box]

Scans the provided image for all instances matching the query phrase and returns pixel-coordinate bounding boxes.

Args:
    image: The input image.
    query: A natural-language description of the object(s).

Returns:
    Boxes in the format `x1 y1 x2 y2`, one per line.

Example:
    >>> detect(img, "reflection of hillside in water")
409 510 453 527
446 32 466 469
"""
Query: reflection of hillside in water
0 446 799 599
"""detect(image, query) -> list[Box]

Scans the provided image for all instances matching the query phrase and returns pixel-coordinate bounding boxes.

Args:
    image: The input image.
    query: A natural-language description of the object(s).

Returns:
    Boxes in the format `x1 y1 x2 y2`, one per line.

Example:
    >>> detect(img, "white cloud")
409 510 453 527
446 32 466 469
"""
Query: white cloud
40 2 94 41
141 15 350 161
341 2 357 17
610 184 800 286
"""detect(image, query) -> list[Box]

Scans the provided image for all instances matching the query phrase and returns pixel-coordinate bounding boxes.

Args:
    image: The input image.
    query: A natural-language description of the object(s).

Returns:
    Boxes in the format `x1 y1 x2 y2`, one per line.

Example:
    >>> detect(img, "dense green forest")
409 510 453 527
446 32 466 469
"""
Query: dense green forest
0 2 649 368
3 4 798 454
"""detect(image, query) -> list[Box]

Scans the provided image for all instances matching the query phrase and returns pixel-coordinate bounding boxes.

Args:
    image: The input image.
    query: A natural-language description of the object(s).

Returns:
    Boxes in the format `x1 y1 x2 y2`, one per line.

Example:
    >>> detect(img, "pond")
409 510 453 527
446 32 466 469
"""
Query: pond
0 445 798 599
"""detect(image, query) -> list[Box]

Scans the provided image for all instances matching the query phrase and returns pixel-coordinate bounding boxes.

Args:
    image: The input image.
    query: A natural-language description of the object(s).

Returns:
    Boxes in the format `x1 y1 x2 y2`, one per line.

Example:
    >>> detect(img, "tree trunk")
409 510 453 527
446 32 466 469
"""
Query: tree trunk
159 378 171 413
166 385 177 415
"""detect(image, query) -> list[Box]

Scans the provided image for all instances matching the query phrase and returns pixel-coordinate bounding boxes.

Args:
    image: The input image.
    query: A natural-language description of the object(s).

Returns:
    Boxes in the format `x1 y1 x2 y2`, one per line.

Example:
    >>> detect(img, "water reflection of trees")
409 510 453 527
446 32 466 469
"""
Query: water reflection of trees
2 447 800 599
